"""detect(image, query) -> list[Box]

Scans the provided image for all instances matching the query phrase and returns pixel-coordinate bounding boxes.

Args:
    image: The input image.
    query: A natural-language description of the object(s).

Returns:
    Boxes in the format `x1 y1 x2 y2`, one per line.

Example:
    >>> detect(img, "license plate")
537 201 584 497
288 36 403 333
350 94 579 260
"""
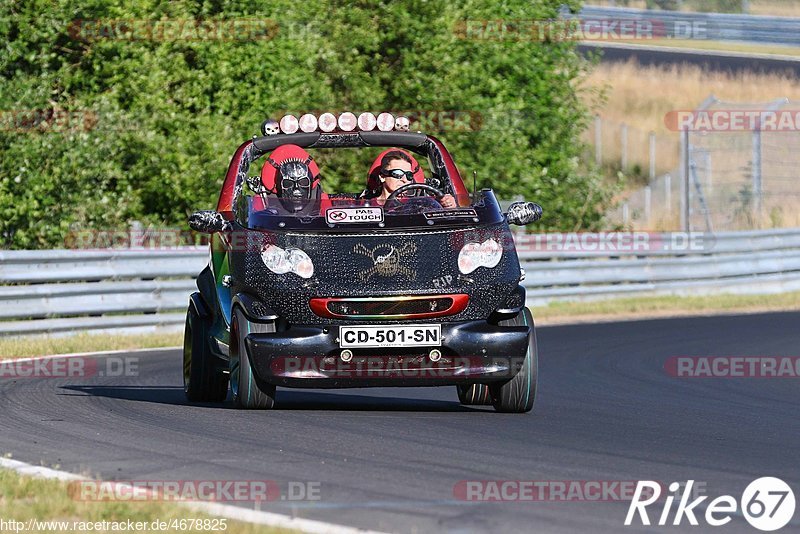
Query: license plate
339 325 441 348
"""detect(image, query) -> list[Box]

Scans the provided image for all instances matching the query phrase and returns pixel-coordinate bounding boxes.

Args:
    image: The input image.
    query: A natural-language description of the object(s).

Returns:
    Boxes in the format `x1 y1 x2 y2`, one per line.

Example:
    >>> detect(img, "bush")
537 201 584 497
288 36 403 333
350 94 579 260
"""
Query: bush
0 0 614 248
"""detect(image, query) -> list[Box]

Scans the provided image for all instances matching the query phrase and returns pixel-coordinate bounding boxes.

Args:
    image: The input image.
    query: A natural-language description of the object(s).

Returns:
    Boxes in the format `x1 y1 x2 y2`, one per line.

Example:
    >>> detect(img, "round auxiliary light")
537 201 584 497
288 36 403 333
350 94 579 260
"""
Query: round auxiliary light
318 112 337 132
358 112 377 131
376 112 395 132
338 112 357 132
395 116 410 131
299 113 318 133
279 114 299 134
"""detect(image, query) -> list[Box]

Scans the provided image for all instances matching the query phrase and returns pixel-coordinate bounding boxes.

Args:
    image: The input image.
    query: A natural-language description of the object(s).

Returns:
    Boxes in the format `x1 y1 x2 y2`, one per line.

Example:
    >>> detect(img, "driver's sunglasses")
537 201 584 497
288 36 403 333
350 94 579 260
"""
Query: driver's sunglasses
380 169 414 181
281 177 311 189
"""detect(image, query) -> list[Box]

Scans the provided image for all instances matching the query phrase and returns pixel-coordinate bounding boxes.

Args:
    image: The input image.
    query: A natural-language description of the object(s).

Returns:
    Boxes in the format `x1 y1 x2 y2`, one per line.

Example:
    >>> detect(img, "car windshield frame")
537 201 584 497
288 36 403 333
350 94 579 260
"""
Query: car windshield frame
228 131 490 231
235 191 505 232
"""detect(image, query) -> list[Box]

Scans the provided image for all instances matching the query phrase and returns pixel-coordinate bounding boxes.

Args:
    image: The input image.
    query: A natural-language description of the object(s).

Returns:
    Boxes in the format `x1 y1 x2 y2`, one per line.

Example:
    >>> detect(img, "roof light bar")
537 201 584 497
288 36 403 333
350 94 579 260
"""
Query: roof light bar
338 112 357 132
377 112 395 132
318 112 337 133
358 112 377 131
279 115 299 134
299 113 318 133
267 112 413 135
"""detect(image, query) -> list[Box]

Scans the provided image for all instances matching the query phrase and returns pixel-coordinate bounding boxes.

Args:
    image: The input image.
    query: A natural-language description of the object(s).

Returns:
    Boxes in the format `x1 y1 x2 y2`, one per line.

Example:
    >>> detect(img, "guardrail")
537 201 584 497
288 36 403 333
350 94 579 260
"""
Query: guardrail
1 228 799 336
579 6 800 46
519 229 800 306
0 249 204 336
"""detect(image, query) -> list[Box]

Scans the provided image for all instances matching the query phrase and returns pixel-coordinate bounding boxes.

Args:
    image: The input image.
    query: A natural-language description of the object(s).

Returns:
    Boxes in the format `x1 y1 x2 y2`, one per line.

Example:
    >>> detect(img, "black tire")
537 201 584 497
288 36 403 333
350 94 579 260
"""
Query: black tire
230 307 276 410
183 306 228 402
490 307 538 413
456 384 493 405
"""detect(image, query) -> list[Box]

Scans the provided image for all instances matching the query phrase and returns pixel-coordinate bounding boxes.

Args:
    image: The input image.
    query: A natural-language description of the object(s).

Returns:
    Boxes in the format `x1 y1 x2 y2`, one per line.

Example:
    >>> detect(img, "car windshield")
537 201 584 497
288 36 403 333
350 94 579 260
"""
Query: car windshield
232 146 505 231
237 193 503 231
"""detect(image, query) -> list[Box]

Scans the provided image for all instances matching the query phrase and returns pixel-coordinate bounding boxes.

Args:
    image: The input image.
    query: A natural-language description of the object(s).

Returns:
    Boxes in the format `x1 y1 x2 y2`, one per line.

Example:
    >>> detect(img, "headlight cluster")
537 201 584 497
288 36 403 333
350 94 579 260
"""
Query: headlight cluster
261 245 314 279
457 238 503 274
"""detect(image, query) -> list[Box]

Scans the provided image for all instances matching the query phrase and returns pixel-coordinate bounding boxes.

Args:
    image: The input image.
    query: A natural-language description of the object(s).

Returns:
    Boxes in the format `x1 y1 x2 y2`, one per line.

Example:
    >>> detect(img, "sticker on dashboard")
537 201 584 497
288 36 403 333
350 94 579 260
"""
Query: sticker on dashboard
423 208 478 220
326 207 384 224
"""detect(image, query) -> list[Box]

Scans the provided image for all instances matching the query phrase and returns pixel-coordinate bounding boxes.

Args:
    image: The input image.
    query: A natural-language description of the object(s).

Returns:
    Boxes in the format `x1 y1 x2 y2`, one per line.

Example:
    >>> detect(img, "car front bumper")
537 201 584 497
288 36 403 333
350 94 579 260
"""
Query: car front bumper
244 320 530 388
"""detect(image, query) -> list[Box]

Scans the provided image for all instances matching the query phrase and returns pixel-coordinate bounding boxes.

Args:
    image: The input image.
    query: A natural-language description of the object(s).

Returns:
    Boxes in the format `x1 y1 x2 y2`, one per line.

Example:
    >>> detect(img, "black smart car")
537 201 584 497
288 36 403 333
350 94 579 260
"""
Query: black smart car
184 112 542 412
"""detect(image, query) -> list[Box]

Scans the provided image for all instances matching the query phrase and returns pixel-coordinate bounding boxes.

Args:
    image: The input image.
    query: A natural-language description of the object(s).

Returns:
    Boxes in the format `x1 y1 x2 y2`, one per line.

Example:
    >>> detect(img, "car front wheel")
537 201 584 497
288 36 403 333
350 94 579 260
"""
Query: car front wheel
490 307 538 413
230 307 277 410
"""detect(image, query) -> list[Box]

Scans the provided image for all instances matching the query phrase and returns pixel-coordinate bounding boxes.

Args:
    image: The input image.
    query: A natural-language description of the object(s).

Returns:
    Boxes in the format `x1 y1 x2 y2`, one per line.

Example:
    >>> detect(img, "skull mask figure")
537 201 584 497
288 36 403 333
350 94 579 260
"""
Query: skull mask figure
277 158 313 212
261 119 280 136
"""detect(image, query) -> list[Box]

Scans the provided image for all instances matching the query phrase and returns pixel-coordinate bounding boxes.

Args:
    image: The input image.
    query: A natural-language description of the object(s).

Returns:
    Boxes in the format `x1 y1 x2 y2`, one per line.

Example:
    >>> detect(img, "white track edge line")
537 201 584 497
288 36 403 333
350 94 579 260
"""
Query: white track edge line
2 346 182 364
0 458 386 534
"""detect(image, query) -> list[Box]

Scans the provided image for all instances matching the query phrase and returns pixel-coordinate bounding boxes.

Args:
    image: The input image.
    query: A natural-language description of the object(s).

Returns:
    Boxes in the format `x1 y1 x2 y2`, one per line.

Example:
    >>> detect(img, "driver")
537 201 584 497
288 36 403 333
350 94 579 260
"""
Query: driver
371 150 457 208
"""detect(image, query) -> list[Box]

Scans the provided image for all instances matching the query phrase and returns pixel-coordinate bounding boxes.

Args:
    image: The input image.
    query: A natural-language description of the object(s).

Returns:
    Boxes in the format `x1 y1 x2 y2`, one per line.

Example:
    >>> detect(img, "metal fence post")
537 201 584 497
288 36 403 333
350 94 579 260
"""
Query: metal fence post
130 220 143 249
752 126 762 227
680 129 690 232
644 185 652 226
649 131 656 181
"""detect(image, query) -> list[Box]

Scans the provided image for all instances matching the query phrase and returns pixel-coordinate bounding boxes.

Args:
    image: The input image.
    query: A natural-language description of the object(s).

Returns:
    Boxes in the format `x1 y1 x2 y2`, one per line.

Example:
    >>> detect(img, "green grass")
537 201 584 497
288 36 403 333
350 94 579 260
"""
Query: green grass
535 290 800 323
0 467 294 534
0 332 183 360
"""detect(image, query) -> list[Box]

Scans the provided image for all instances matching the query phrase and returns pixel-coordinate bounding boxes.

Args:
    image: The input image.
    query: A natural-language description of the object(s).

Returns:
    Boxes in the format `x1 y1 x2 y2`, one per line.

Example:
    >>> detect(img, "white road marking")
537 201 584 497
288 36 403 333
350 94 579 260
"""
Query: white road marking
0 457 386 534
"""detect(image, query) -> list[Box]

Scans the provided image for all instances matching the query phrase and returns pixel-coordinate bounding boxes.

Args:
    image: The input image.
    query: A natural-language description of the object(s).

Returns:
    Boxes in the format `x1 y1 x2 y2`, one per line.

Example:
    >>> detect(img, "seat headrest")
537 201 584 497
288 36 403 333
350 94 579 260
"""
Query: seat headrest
260 144 321 193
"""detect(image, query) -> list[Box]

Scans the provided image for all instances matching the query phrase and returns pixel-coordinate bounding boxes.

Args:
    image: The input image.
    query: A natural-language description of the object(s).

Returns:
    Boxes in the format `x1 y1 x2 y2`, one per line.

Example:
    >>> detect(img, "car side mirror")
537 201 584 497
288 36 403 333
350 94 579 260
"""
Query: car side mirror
506 202 543 226
188 210 231 234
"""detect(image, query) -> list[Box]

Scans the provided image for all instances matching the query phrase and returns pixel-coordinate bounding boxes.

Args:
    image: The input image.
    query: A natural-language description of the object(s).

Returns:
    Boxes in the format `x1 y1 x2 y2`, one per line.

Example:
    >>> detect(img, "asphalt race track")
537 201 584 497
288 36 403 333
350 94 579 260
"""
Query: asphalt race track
1 312 799 533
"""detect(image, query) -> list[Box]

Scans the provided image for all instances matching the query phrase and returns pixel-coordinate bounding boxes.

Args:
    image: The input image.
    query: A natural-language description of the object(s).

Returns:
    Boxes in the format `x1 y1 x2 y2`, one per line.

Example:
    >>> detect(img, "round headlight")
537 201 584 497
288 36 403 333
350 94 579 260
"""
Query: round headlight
287 248 315 279
261 244 314 278
262 244 291 274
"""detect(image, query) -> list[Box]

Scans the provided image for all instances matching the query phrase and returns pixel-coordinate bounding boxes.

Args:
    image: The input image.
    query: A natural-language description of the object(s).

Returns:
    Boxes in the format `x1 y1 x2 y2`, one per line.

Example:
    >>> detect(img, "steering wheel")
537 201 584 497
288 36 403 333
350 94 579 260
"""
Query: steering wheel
384 183 445 210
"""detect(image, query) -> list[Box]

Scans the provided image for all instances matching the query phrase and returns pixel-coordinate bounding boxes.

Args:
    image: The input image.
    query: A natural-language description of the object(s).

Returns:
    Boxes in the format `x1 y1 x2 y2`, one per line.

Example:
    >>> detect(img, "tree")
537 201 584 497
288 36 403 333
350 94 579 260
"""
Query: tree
0 0 613 248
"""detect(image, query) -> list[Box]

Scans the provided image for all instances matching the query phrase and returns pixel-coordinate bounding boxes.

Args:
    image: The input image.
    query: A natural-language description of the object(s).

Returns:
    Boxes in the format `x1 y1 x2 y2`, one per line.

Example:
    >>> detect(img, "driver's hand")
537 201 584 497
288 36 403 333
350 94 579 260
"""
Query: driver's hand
441 194 457 209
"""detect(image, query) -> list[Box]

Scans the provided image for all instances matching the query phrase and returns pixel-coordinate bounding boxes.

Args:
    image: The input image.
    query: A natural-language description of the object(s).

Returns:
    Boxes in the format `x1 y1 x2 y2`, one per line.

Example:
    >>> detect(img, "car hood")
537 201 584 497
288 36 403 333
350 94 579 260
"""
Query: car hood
228 223 523 324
